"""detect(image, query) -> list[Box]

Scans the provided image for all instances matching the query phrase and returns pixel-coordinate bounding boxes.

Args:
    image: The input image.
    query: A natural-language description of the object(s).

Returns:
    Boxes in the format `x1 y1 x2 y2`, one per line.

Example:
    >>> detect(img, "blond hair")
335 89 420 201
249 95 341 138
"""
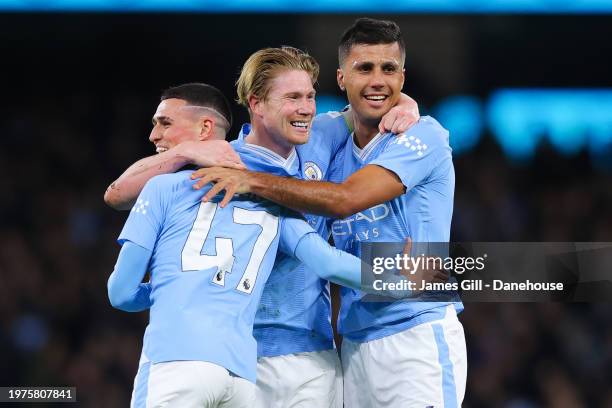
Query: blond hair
236 46 320 108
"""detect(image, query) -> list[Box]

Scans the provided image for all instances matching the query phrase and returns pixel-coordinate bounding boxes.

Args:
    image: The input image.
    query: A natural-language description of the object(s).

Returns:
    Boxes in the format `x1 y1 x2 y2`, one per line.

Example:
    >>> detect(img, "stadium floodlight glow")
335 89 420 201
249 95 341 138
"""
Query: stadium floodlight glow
434 96 483 156
2 0 612 13
316 89 612 166
487 89 612 161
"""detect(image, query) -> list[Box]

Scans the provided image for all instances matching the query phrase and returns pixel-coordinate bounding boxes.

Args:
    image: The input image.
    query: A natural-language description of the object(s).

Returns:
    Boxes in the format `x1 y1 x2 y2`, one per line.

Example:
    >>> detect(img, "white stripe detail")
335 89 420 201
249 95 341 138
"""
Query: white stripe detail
242 143 297 171
352 132 387 162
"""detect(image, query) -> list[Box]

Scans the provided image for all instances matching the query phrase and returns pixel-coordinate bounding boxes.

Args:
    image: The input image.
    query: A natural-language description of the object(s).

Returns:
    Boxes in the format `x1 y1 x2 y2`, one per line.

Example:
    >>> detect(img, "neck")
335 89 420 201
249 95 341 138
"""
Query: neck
245 121 293 159
353 118 381 149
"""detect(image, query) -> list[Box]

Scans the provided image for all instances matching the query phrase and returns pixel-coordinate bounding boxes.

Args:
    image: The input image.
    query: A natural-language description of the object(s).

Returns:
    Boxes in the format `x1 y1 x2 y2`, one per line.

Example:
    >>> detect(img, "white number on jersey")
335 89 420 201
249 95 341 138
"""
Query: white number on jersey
181 202 279 294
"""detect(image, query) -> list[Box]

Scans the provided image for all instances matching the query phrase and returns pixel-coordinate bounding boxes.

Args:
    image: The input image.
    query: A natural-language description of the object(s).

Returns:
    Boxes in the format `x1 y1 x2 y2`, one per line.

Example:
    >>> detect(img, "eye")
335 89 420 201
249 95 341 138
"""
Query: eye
382 64 399 73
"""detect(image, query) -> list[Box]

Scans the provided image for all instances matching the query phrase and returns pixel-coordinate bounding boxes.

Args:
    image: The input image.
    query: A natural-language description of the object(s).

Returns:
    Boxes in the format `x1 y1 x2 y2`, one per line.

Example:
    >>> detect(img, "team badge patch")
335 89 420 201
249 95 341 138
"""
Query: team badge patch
303 162 323 180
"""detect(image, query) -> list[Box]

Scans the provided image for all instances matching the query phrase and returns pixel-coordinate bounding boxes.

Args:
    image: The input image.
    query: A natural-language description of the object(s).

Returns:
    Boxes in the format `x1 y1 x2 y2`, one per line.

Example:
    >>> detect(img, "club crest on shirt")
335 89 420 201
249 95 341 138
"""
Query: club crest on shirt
303 161 323 180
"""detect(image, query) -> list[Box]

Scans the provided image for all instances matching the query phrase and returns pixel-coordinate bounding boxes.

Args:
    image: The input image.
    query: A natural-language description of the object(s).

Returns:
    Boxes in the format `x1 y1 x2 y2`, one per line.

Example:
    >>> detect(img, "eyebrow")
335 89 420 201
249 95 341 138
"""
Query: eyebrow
152 115 172 125
353 59 401 69
284 89 316 97
354 61 375 70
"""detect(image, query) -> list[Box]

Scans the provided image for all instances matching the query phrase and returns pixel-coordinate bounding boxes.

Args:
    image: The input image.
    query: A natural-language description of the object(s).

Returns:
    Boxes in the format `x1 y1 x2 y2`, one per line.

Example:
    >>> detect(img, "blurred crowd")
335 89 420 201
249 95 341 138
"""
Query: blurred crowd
1 92 611 407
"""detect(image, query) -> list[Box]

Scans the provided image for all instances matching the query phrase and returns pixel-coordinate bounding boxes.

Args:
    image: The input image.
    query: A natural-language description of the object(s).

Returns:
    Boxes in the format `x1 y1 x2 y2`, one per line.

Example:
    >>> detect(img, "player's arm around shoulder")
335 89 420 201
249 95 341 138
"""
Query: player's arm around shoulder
104 140 242 210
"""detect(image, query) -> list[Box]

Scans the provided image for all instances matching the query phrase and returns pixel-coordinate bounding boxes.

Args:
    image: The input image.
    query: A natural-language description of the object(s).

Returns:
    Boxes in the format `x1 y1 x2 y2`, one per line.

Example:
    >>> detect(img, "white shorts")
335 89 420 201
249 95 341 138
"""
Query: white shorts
342 305 467 408
130 354 255 408
254 349 343 408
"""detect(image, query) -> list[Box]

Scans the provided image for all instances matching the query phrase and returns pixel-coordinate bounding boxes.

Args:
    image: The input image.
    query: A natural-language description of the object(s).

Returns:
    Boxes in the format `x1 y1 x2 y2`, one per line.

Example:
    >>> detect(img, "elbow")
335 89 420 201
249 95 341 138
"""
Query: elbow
104 185 131 211
107 281 130 311
332 205 355 220
331 190 362 219
108 290 126 310
104 185 121 209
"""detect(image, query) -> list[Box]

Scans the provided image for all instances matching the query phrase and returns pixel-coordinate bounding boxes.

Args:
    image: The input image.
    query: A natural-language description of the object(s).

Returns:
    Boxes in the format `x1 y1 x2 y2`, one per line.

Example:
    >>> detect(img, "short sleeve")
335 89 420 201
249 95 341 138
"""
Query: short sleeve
369 116 451 191
278 209 318 257
117 176 169 251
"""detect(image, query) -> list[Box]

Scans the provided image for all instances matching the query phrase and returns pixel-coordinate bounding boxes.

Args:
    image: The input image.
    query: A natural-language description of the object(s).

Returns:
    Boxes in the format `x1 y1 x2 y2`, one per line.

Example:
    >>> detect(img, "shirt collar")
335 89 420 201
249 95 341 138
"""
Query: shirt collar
352 132 387 162
241 142 297 172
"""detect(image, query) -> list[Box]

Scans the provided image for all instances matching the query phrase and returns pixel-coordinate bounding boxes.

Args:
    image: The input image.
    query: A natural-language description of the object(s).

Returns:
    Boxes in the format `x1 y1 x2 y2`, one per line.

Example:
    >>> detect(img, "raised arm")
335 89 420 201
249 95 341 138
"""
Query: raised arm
193 164 404 219
107 241 153 312
104 140 243 210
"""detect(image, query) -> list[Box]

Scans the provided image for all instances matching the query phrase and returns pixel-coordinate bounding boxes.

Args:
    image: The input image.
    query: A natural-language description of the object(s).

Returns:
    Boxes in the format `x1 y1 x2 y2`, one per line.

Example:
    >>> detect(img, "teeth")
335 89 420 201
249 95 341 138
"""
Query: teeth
291 121 308 128
156 147 168 153
365 95 386 101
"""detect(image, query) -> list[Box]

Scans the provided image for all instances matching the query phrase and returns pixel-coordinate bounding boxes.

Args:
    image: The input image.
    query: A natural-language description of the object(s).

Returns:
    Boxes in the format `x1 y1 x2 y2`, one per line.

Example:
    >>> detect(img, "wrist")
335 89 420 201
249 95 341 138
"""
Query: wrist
246 171 266 194
173 143 194 167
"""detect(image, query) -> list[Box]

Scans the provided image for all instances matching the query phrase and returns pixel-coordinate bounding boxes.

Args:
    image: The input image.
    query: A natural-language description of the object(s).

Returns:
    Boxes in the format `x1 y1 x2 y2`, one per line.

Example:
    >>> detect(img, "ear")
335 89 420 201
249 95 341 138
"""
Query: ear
337 68 346 92
249 94 263 117
199 117 215 141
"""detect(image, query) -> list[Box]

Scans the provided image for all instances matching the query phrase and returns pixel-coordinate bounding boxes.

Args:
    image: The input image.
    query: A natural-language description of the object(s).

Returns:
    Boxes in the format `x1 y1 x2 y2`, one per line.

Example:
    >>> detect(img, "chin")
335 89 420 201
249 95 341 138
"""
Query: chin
292 136 309 146
357 106 389 122
288 131 310 145
362 111 386 126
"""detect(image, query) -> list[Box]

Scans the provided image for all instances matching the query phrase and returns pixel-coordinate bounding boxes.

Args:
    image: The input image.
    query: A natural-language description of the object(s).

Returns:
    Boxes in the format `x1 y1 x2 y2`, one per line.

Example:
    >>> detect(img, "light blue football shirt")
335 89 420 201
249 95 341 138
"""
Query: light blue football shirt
118 164 316 383
237 111 352 357
328 116 464 343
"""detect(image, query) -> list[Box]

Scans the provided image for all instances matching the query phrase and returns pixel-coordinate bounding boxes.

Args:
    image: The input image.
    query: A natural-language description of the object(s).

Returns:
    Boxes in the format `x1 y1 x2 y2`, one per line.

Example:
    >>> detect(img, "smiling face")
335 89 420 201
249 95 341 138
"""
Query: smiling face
337 42 405 128
252 69 316 150
148 98 202 153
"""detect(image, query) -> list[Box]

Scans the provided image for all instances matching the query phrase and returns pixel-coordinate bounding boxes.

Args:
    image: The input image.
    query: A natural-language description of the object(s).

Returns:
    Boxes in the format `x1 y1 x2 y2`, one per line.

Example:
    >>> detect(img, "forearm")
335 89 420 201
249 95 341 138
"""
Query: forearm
294 233 410 298
248 173 353 218
295 233 362 289
108 241 153 312
247 165 403 219
108 280 152 312
104 150 190 210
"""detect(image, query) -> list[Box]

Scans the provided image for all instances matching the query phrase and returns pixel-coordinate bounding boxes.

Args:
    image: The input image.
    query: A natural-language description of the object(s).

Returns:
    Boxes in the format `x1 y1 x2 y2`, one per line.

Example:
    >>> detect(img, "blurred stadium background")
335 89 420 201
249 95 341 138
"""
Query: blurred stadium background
1 2 611 406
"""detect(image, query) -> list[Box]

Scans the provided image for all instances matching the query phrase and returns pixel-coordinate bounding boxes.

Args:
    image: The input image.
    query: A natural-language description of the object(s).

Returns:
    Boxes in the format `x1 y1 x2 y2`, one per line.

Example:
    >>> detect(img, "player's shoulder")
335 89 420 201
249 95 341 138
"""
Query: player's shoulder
389 116 449 150
408 116 448 141
229 193 283 216
145 170 194 194
312 111 349 131
308 111 351 152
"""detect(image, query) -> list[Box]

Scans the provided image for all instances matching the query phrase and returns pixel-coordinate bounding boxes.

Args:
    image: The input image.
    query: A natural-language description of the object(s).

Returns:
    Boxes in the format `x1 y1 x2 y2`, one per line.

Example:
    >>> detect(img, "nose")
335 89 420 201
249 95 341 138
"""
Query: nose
149 126 161 144
369 68 386 89
297 98 316 117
